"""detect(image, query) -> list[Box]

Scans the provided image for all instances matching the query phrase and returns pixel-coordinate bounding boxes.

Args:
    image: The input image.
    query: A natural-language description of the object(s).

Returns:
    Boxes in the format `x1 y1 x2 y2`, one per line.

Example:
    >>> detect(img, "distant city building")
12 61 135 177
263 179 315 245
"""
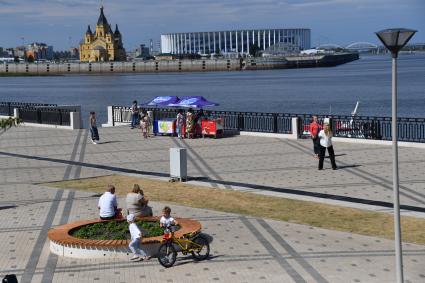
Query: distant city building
137 44 150 58
127 44 151 60
26 42 54 61
69 47 80 59
161 29 311 56
13 46 26 58
79 6 126 62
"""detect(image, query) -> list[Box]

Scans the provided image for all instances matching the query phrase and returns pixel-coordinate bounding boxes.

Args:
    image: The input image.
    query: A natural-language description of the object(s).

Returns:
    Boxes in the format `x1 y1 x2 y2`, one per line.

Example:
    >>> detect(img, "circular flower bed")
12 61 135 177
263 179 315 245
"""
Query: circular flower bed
70 220 175 240
48 216 201 259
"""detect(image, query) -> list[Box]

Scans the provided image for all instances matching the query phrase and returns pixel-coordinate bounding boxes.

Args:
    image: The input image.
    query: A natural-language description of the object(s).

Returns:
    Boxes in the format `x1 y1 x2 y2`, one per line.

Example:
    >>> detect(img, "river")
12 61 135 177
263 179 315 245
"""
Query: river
0 54 424 124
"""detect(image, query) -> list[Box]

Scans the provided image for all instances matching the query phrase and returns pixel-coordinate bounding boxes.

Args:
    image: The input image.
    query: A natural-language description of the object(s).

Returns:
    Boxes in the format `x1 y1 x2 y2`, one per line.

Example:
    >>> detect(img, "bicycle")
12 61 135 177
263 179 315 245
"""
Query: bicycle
157 225 210 268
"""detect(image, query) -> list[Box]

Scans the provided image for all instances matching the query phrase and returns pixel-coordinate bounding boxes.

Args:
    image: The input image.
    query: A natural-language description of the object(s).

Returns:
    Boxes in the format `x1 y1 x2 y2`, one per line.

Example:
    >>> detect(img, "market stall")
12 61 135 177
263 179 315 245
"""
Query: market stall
201 118 223 138
153 118 176 135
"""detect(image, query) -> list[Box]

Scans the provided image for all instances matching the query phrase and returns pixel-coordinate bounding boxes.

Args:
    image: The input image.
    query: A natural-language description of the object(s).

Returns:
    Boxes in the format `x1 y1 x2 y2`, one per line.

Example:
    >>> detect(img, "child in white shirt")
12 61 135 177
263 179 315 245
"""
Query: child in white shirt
127 214 150 261
160 206 179 228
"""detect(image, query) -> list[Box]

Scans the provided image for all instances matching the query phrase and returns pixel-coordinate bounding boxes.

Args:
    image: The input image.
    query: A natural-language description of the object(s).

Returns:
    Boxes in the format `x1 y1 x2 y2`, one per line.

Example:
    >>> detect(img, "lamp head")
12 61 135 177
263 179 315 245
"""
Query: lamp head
375 28 417 58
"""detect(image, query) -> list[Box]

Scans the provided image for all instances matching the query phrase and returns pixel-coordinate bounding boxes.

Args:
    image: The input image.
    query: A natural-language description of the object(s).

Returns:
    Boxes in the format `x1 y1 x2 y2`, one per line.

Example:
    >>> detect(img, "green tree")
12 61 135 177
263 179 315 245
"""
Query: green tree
0 117 21 131
249 43 261 57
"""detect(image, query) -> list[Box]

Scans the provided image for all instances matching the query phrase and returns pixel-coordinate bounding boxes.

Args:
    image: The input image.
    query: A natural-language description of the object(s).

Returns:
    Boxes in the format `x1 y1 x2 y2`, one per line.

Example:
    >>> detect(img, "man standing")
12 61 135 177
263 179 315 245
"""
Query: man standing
309 116 320 159
130 100 139 129
98 184 118 220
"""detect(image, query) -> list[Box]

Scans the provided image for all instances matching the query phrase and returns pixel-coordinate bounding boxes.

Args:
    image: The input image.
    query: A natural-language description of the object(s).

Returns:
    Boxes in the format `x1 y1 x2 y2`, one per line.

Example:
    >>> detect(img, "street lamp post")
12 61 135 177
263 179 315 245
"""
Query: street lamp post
375 28 416 283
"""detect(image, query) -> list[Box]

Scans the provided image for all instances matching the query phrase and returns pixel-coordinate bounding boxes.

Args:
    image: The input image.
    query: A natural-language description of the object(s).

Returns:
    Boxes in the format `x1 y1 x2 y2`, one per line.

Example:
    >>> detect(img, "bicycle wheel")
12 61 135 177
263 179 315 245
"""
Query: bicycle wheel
158 243 177 268
191 235 210 261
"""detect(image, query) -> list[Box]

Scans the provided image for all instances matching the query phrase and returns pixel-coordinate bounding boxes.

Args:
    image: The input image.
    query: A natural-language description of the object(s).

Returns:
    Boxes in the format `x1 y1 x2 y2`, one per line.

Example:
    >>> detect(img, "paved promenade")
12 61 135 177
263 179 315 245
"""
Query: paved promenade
1 126 425 282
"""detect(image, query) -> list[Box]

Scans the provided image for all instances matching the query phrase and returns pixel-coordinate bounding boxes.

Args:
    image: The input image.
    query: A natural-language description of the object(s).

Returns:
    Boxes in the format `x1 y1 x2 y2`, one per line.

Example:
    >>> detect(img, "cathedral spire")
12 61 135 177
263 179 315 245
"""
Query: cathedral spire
86 25 92 34
97 5 108 26
114 24 121 35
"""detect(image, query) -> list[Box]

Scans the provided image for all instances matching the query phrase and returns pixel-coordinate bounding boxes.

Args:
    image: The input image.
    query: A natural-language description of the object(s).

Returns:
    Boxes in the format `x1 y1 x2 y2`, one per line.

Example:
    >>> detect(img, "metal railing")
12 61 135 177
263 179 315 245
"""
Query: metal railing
111 106 425 143
18 107 72 126
112 106 294 134
0 102 57 116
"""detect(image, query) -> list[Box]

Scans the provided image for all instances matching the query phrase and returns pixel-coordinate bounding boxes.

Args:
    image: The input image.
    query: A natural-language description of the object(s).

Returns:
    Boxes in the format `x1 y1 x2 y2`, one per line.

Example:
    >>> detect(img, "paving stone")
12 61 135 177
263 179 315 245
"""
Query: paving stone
0 127 424 283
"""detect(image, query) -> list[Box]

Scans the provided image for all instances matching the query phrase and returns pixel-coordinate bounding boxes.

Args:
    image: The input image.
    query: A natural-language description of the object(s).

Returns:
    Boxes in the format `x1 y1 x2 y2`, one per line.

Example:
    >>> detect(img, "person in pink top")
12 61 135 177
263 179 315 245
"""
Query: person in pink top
309 116 320 159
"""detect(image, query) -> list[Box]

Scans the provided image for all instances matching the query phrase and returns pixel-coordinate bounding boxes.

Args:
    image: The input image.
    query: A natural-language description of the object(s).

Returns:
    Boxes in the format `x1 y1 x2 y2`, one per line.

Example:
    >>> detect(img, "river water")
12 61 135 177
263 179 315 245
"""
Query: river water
0 54 424 124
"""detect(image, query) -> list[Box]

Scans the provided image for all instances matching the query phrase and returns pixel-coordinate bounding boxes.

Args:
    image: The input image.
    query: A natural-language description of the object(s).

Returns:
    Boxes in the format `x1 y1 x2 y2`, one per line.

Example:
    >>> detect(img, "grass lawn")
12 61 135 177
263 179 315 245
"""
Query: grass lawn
44 174 425 244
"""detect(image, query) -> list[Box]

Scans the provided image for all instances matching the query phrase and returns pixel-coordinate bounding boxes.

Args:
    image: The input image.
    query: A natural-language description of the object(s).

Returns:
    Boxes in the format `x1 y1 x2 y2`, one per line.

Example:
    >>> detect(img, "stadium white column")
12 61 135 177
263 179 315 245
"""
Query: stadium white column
213 32 216 54
208 32 211 53
197 33 200 53
169 35 172 54
278 29 281 43
246 31 250 54
263 30 266 50
268 30 271 47
241 31 244 54
224 31 227 53
218 32 221 53
190 33 192 53
273 30 276 46
235 31 238 53
229 31 232 51
202 32 205 54
257 30 260 48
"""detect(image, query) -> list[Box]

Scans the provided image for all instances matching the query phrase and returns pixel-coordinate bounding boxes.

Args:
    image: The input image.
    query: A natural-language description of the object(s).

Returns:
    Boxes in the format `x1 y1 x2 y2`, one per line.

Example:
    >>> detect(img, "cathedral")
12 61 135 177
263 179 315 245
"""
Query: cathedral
79 6 126 62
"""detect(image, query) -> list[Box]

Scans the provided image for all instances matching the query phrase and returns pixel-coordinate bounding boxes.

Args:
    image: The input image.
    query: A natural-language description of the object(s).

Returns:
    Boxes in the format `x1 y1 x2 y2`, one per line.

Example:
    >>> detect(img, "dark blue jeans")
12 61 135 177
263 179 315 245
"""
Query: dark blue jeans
131 114 139 128
90 126 99 141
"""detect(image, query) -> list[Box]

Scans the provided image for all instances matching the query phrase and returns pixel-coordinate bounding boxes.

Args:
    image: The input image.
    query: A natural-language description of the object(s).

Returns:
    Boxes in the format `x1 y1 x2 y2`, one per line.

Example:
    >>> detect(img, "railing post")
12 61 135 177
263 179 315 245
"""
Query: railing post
59 109 63 125
291 117 299 139
238 113 244 131
273 113 278 133
13 108 19 119
37 109 42 124
108 106 115 127
8 102 11 116
120 107 123 123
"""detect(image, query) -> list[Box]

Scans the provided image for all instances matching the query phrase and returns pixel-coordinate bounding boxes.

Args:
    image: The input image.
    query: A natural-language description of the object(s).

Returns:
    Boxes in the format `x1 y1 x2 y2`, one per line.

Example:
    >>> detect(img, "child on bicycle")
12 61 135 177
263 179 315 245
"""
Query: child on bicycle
127 214 151 261
160 206 179 228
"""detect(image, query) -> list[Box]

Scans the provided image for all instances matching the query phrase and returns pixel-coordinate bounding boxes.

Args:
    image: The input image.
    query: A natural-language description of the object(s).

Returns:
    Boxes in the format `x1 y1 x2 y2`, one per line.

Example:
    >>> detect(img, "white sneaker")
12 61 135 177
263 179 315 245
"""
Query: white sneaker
91 140 97 144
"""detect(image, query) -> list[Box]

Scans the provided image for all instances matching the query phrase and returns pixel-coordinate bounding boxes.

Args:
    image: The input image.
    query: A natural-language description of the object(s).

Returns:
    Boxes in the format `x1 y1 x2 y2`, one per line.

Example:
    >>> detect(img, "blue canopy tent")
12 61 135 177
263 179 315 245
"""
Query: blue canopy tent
167 96 219 108
141 96 181 107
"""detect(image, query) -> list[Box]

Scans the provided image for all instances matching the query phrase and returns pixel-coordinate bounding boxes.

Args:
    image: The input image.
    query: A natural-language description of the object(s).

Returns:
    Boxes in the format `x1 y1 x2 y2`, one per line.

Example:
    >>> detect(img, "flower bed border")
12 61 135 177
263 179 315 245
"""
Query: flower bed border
48 216 201 255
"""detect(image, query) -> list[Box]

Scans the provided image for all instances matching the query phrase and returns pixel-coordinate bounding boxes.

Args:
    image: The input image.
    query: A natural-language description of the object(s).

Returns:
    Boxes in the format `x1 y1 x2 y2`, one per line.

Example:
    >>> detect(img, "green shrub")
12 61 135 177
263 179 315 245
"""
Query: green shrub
70 220 172 240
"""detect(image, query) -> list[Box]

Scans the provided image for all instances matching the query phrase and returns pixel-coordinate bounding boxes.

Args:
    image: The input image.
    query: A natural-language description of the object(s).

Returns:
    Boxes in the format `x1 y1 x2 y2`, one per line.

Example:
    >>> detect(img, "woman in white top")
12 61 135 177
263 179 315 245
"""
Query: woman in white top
318 123 337 170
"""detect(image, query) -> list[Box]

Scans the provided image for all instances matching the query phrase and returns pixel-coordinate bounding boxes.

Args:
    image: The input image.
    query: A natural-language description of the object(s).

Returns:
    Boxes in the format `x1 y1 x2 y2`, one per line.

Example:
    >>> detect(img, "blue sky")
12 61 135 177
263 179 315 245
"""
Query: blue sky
0 0 424 51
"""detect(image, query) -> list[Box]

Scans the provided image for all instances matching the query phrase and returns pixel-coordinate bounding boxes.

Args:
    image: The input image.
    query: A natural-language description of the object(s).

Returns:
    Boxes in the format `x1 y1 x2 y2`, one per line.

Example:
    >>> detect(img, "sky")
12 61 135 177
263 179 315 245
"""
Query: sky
0 0 424 51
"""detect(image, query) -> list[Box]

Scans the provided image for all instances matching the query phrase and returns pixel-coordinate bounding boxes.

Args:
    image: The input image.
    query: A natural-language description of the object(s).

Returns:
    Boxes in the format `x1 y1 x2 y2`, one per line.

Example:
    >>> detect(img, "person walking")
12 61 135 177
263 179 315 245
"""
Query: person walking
89 111 99 144
127 214 151 261
309 116 320 159
130 100 139 129
176 109 185 139
186 108 194 139
318 122 337 170
140 113 150 139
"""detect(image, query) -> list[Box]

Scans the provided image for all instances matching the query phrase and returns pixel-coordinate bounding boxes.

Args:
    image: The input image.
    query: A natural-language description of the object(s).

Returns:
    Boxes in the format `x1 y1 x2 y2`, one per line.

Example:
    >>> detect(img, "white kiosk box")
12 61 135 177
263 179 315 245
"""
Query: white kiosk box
170 148 187 181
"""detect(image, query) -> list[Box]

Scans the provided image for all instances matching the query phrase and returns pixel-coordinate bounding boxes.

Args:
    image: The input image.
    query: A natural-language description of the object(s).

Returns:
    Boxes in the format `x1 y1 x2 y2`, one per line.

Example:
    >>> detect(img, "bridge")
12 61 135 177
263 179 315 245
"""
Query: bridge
345 42 378 52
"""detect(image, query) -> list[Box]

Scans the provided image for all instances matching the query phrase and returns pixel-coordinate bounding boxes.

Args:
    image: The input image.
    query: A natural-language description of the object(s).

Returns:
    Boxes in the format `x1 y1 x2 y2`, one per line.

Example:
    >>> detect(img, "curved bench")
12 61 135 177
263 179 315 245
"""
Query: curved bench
48 216 202 259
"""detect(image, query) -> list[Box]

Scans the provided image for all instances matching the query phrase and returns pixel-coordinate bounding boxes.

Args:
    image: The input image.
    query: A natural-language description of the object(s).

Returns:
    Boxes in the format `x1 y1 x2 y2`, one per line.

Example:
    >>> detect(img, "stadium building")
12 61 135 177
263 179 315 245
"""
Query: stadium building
161 29 310 56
